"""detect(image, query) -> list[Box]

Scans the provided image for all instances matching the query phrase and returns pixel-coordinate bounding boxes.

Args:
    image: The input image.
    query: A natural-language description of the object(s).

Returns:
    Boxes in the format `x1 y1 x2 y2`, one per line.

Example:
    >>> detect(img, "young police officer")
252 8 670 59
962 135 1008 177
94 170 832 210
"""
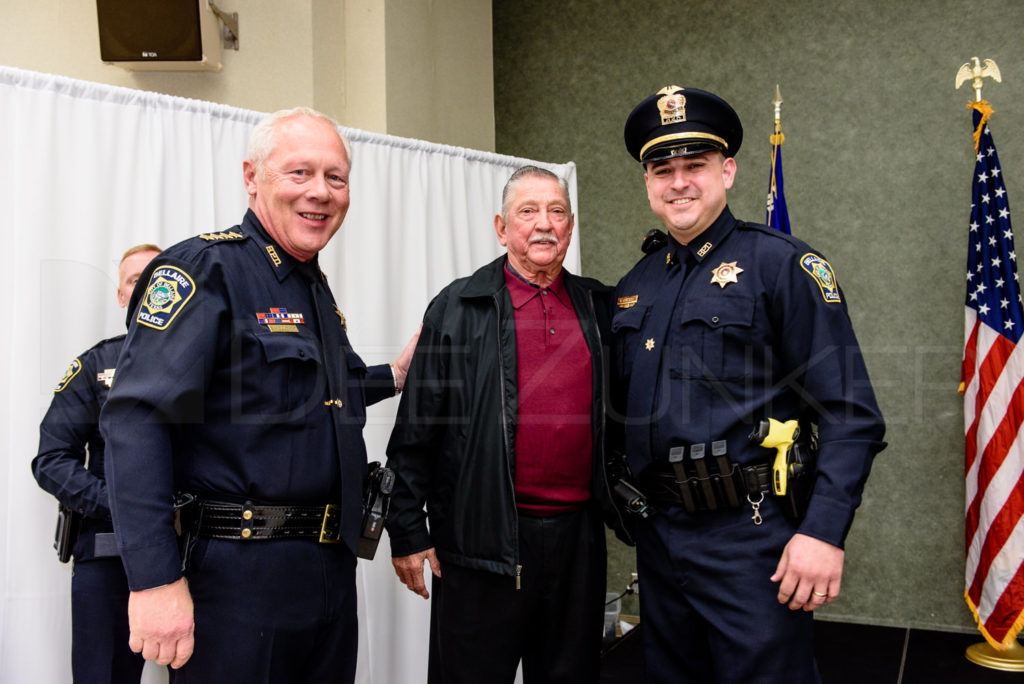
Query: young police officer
611 86 886 683
32 244 161 683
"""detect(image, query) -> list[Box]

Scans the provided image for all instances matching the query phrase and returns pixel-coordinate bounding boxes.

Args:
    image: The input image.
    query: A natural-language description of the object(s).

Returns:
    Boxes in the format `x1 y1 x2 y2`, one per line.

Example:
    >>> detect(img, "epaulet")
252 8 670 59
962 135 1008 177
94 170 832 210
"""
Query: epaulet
641 229 668 254
83 333 127 354
196 229 247 243
738 220 795 240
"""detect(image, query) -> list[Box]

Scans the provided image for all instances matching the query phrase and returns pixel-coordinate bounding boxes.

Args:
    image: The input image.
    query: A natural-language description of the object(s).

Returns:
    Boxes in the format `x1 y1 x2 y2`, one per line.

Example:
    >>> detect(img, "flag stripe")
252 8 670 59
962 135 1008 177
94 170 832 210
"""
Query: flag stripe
962 104 1024 648
968 441 1024 597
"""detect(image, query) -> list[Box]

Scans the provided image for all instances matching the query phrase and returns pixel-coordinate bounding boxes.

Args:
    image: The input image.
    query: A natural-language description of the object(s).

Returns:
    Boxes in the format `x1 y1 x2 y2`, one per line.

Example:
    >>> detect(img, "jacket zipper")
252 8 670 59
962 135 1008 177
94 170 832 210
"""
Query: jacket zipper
586 293 632 544
494 291 521 590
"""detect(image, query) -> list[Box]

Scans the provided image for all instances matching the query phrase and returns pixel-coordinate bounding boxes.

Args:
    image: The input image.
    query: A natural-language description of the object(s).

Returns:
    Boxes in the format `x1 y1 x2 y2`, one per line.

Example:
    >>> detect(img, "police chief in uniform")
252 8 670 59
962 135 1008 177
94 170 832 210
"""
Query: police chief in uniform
33 244 161 683
611 86 886 683
100 108 416 682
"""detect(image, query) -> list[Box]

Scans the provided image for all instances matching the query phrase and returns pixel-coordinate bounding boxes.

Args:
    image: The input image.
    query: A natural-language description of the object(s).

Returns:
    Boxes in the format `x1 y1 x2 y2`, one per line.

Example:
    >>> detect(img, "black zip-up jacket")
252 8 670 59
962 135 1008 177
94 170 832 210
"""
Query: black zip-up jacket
385 255 622 576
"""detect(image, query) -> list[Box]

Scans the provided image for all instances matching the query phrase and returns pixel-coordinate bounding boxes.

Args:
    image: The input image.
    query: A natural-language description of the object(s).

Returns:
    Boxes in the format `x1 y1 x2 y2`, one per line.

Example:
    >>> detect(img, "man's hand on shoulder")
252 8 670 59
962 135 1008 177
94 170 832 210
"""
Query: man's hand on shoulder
128 577 195 668
770 533 844 612
392 547 441 599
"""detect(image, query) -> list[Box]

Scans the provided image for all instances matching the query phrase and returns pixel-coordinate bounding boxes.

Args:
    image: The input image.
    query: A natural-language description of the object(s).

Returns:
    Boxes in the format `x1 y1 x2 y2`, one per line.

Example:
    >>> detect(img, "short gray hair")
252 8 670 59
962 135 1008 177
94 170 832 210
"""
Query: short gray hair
500 166 571 222
247 107 352 178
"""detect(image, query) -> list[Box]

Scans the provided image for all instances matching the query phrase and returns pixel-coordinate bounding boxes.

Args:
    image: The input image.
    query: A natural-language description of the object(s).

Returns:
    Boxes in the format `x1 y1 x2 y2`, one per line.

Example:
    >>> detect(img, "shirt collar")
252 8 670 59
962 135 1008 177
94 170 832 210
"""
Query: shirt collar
504 261 570 309
670 205 739 265
243 209 307 282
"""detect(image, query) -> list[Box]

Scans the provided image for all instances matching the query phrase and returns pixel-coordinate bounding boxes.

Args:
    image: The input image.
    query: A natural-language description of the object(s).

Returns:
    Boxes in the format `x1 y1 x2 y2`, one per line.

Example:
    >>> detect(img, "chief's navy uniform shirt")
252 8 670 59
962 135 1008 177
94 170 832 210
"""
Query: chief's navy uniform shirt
612 206 886 547
101 210 394 591
33 335 123 561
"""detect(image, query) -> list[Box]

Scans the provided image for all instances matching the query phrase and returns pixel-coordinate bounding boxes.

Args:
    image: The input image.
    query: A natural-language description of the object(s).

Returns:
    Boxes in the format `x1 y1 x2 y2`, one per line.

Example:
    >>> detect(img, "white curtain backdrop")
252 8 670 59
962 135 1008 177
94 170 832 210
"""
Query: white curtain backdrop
0 65 580 684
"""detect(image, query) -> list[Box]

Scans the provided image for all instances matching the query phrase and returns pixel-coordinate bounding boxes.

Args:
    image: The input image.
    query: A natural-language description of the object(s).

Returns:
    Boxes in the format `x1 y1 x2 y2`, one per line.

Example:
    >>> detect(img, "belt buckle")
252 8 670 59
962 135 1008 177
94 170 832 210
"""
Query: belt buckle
319 504 341 543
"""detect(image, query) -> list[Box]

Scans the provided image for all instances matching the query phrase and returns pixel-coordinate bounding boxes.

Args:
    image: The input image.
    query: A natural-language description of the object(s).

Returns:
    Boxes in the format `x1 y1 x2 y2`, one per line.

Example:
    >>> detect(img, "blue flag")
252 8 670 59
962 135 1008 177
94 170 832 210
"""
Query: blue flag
766 120 791 234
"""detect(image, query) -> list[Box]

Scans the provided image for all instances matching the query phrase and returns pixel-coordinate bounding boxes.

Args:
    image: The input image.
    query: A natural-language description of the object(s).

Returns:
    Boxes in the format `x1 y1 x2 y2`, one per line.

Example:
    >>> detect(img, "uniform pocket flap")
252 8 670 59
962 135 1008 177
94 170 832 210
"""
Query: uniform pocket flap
611 303 651 332
680 294 755 328
255 331 320 364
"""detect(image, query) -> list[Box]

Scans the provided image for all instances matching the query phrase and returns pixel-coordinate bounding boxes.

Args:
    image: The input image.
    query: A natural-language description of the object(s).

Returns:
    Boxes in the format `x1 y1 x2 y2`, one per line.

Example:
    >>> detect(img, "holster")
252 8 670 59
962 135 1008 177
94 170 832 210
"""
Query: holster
173 492 199 573
53 503 80 564
358 462 394 560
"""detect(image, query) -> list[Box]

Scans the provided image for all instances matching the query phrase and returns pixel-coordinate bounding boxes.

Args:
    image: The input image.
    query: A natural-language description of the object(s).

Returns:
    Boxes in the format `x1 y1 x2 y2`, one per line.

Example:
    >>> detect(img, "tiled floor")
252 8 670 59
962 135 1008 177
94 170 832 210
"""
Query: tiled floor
600 620 1024 683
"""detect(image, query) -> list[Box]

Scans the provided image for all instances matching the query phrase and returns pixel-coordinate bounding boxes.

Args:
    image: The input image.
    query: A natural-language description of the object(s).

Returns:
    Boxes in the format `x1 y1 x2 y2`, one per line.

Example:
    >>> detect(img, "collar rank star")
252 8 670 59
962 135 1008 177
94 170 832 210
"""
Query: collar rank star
257 308 305 333
710 261 743 289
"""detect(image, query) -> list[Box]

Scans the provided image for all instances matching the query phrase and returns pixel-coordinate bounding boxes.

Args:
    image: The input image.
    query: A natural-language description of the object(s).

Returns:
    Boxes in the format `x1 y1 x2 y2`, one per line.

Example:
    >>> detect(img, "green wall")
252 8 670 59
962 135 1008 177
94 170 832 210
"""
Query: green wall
494 0 1024 631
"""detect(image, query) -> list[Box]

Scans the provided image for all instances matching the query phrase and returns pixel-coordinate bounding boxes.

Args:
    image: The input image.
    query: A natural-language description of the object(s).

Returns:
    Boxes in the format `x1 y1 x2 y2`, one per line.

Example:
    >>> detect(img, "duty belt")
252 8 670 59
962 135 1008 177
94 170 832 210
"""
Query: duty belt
187 498 342 543
639 460 772 512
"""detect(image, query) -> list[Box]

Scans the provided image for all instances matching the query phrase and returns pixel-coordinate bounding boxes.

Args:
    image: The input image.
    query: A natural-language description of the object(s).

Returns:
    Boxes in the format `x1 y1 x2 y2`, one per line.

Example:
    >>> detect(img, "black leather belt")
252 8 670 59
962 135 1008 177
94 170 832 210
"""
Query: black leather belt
192 499 342 543
639 461 772 510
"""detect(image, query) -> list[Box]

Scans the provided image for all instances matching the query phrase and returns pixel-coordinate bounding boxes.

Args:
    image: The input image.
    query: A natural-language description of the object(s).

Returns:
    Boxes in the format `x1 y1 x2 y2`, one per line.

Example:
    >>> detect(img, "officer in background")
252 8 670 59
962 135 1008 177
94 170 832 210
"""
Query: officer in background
100 107 417 683
32 243 162 683
611 86 886 683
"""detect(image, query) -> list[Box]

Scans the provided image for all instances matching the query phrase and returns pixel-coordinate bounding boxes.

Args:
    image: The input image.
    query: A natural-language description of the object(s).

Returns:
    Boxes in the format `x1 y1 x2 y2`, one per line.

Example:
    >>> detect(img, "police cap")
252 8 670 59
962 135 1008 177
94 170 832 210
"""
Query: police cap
624 85 743 163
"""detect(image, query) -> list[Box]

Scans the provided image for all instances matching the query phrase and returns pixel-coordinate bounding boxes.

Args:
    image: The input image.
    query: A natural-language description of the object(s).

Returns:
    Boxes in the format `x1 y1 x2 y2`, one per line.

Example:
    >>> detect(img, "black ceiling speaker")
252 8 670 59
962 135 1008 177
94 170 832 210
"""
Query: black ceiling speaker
96 0 222 71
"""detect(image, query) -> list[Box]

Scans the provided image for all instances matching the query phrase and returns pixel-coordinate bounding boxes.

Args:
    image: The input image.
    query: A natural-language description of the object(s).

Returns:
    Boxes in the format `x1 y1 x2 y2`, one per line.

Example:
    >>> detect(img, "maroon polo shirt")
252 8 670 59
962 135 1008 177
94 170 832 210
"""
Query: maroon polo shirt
505 263 593 516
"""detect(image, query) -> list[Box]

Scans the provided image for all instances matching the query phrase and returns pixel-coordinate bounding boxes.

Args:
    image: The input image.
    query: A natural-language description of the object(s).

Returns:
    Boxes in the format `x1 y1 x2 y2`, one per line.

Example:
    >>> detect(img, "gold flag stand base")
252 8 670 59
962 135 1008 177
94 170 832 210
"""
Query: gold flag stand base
965 640 1024 671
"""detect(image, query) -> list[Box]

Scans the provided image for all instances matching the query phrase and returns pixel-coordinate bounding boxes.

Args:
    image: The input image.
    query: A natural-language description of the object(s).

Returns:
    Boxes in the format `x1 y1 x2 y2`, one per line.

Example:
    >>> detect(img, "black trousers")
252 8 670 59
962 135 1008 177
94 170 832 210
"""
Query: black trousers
428 506 606 684
635 499 820 684
174 538 357 683
71 557 146 684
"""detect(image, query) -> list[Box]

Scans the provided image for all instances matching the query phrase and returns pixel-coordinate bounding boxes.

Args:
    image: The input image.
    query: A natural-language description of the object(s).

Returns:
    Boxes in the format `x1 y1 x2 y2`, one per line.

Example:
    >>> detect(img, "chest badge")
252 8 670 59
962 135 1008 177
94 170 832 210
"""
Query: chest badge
257 308 305 333
645 338 656 351
710 261 744 289
617 295 639 309
97 368 116 388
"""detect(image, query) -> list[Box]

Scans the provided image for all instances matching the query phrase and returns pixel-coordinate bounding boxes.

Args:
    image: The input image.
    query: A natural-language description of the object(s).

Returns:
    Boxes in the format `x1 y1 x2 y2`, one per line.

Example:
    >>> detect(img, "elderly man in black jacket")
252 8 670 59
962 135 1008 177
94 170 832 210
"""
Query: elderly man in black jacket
386 166 619 684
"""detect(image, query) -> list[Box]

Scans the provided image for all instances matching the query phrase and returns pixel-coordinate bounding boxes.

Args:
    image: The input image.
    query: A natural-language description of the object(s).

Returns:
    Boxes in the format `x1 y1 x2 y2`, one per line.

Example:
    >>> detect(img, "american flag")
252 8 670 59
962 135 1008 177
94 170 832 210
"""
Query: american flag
961 101 1024 649
766 117 791 234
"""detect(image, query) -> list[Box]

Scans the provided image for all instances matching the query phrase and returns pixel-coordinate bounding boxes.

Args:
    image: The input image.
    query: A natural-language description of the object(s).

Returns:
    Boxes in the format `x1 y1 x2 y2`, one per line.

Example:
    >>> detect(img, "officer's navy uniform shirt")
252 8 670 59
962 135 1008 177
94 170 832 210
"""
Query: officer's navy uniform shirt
33 335 123 561
101 210 394 590
612 206 886 547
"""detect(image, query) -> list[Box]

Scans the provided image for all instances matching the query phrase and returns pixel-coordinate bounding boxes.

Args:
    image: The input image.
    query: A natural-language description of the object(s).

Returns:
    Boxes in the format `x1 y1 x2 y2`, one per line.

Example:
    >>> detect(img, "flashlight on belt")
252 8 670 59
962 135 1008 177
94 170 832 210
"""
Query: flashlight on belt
749 418 800 496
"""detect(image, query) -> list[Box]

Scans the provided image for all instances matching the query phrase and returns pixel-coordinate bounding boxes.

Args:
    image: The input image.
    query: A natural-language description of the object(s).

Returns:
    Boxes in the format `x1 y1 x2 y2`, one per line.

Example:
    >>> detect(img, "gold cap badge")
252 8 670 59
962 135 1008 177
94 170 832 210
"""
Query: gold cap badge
657 86 687 126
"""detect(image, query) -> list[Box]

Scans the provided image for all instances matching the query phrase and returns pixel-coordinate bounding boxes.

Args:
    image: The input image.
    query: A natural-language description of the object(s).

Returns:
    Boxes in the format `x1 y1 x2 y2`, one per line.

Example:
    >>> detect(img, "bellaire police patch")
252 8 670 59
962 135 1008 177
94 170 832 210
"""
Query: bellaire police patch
800 253 841 303
54 358 82 392
137 266 196 330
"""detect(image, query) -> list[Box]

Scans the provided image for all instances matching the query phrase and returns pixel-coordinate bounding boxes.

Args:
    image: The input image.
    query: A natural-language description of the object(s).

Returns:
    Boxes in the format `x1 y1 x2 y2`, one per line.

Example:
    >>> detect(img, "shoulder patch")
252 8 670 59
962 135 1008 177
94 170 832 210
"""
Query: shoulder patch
54 358 82 392
799 253 841 303
137 266 196 330
198 230 244 242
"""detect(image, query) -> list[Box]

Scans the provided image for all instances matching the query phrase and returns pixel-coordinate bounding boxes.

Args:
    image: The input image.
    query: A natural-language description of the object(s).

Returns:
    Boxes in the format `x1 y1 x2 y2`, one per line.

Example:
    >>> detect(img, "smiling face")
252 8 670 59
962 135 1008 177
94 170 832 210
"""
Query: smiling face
644 151 735 244
243 114 351 262
494 175 574 286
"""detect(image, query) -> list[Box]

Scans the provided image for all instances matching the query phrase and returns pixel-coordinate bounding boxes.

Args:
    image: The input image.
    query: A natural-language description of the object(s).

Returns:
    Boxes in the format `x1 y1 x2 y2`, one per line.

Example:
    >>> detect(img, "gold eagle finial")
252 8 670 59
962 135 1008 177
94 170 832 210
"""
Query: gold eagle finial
955 57 1001 102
